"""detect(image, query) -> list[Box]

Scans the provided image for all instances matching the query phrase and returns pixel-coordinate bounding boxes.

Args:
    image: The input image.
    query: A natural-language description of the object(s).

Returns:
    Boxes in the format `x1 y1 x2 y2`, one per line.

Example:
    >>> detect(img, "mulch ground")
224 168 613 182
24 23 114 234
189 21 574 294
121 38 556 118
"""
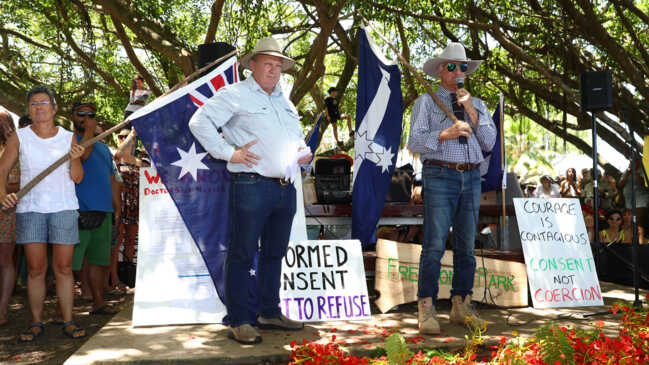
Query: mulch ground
0 284 132 364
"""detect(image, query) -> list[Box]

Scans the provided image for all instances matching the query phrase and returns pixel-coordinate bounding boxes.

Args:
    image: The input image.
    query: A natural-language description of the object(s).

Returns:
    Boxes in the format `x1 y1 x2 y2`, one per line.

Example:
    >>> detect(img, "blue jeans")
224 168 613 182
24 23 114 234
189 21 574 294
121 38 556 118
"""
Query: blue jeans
417 165 480 304
225 173 296 327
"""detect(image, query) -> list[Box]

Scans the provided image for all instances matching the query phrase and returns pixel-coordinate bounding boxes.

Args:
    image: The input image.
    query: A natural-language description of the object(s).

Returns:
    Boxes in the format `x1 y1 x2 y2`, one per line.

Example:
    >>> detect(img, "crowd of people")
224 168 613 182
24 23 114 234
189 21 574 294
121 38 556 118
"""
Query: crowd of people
524 166 648 245
0 79 150 343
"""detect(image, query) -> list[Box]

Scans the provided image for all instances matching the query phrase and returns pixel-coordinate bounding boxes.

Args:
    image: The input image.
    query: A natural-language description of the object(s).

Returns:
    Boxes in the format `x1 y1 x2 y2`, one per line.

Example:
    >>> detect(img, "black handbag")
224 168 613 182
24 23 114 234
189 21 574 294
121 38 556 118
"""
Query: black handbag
78 211 106 230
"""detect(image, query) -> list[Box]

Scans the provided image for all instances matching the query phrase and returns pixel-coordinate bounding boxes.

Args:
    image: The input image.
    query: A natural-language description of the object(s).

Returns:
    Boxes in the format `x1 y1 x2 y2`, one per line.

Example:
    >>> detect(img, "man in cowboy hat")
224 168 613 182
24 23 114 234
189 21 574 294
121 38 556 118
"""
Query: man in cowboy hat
189 36 311 344
407 42 496 334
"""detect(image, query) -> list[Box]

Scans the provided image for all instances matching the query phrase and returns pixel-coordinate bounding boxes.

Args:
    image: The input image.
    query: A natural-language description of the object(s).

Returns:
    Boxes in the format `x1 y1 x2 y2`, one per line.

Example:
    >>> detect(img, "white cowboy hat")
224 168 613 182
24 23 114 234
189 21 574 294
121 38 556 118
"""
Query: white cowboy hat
423 42 483 79
240 37 295 71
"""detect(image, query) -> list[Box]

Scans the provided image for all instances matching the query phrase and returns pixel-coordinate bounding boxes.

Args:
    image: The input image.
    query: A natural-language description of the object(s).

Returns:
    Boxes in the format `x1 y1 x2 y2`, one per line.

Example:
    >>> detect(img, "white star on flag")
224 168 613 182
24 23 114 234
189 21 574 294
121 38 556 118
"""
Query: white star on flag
171 142 209 181
248 268 256 277
353 66 394 181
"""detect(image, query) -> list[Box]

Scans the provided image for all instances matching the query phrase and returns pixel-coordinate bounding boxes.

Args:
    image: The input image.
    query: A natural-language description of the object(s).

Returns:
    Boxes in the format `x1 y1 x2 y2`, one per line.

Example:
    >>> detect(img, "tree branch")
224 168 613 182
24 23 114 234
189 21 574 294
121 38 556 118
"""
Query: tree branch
204 0 226 44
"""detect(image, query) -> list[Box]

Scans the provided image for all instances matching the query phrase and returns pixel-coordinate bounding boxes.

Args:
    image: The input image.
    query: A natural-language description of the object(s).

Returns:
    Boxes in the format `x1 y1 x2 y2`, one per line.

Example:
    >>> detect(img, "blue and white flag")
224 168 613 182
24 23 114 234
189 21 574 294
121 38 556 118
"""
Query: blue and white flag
352 28 403 247
129 57 251 320
304 112 324 166
480 95 505 192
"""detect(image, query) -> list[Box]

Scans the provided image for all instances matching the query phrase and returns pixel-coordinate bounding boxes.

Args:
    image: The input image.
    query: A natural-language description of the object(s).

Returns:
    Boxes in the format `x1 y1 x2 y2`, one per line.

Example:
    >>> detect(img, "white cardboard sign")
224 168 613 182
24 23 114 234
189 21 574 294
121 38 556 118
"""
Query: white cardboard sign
513 198 603 308
133 167 226 326
280 240 371 322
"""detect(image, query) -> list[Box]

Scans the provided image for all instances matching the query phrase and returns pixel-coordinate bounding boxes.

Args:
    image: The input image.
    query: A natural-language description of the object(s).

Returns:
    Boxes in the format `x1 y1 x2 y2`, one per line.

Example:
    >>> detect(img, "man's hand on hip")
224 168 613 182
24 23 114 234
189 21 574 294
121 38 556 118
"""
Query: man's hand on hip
230 140 261 168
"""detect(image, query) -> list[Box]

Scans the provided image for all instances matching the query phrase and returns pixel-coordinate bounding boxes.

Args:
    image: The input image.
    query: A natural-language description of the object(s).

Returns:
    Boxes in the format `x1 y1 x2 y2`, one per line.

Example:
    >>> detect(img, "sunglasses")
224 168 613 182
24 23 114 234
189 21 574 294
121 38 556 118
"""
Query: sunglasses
607 216 621 221
30 100 52 106
118 135 128 140
76 111 96 118
447 63 469 72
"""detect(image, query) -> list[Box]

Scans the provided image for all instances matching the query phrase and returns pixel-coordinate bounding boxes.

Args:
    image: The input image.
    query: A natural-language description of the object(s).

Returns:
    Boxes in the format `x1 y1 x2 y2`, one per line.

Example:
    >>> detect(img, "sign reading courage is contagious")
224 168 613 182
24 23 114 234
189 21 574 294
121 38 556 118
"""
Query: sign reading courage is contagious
280 240 371 322
514 198 603 308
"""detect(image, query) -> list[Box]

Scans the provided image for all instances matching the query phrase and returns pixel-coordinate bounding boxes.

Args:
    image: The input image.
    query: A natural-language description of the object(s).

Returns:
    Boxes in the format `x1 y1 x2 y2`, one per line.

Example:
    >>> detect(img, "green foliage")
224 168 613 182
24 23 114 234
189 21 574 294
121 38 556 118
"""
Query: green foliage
384 333 411 365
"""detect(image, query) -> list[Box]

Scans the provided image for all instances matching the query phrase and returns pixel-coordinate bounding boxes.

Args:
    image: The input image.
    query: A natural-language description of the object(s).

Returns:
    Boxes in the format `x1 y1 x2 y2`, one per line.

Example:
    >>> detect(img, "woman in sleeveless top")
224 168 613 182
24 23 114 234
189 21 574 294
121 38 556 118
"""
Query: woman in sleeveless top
0 109 19 327
621 209 645 244
560 168 580 198
599 209 624 245
110 128 145 291
0 86 86 342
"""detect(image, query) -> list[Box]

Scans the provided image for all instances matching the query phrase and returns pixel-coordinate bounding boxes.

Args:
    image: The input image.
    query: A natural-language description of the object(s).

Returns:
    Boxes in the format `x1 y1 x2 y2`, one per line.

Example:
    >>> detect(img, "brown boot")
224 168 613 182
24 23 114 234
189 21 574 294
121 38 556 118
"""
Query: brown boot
228 324 262 344
417 297 440 334
450 295 487 330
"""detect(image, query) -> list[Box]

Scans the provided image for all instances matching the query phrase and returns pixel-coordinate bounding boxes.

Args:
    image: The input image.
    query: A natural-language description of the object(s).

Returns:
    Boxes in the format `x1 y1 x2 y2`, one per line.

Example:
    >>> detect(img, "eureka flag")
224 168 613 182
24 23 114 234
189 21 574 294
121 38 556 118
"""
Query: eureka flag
129 57 240 314
352 28 403 246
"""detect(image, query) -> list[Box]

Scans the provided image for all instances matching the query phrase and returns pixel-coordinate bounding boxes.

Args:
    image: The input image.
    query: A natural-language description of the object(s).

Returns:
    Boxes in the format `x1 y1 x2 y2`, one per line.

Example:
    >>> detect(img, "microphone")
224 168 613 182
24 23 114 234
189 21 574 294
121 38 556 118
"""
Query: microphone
456 77 464 89
454 77 467 144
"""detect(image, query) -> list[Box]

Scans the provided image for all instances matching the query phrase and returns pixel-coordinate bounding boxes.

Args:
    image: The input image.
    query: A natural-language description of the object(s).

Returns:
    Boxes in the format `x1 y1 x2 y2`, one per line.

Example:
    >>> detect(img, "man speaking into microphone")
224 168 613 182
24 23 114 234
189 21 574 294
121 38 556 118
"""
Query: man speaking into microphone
408 42 496 334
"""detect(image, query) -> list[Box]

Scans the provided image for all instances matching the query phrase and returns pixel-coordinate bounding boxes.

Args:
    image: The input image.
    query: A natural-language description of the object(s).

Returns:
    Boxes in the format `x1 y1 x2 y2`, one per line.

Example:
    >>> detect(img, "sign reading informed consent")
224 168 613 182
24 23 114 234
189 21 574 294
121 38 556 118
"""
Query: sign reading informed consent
374 239 528 313
514 198 603 308
280 240 371 322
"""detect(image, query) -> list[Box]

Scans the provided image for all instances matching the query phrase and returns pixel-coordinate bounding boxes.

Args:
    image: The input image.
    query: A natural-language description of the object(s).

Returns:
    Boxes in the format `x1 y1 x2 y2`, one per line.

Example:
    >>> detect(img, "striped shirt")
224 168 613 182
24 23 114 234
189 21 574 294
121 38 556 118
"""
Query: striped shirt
408 87 496 164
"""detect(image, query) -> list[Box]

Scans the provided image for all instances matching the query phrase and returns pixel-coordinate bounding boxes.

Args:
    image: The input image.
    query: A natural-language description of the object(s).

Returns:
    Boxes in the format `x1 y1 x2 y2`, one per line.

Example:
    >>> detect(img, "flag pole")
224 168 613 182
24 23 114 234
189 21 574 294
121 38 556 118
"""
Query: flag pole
499 94 506 248
359 16 460 125
10 49 239 202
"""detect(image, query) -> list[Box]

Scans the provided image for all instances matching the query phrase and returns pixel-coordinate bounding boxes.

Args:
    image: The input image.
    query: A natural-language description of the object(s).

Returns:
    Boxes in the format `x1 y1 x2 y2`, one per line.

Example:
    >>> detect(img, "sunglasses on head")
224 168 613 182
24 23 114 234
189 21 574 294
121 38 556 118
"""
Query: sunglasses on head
447 63 469 72
76 111 96 118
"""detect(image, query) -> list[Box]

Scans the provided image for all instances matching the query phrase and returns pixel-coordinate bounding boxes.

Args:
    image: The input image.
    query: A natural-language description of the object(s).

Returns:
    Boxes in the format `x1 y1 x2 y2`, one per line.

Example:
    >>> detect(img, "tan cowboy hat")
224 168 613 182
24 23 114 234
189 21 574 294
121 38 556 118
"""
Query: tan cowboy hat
240 37 295 71
423 42 483 79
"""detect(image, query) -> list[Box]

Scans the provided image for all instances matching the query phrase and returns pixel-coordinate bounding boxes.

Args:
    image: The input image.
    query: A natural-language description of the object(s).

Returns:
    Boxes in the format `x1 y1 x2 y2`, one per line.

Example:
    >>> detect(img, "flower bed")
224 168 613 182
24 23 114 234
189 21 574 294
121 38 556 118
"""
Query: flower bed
289 300 649 365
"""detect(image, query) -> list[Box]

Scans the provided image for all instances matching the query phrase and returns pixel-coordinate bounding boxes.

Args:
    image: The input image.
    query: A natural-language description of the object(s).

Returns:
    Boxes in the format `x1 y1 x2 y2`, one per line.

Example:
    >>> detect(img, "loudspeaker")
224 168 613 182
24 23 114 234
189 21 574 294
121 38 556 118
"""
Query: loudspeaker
580 70 613 112
197 42 236 77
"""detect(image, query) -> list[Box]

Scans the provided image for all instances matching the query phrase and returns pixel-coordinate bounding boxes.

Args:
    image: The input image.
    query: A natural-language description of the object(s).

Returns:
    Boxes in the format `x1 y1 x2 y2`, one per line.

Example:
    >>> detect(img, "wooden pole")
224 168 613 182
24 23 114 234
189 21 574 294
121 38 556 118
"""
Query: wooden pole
359 17 459 124
12 49 239 202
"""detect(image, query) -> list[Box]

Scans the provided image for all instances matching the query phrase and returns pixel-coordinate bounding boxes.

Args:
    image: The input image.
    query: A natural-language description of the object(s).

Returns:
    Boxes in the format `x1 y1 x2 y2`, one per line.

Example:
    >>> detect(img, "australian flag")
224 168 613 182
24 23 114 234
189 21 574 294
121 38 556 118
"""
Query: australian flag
352 28 403 247
129 57 239 315
480 97 505 192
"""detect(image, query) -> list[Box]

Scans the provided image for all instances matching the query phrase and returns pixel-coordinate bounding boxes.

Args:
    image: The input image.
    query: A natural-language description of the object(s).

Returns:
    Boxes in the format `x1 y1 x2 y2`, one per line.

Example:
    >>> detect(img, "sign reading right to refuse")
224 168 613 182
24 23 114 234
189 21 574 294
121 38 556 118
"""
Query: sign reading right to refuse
513 198 603 308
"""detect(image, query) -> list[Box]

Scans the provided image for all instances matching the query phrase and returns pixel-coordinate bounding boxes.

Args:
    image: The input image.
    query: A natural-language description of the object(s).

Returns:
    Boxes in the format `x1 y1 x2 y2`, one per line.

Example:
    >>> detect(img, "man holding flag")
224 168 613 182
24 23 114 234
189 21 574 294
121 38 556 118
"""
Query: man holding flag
189 37 311 345
408 42 496 334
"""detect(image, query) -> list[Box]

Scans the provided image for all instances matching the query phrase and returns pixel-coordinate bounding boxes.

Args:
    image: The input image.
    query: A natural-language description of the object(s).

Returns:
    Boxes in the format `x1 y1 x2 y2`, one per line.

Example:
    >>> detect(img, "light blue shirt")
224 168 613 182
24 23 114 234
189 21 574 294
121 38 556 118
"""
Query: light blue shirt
189 77 306 178
408 87 496 164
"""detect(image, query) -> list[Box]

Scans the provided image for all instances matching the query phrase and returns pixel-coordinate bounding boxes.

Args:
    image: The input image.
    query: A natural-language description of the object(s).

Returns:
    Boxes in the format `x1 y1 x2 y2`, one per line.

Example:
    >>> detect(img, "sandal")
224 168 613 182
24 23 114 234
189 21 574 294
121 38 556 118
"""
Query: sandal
89 305 119 316
62 321 86 339
18 322 44 343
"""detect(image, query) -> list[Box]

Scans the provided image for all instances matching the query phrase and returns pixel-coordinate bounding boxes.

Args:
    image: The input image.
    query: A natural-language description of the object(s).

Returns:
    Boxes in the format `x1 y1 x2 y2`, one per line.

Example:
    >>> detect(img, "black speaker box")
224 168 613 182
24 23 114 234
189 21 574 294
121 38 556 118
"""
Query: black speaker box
580 70 613 112
197 42 236 76
314 158 352 204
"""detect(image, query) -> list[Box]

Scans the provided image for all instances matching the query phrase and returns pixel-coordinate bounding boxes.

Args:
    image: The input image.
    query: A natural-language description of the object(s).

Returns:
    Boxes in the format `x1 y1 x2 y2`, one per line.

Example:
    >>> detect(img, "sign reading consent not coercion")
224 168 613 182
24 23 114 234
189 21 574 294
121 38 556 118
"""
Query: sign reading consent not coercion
514 198 603 308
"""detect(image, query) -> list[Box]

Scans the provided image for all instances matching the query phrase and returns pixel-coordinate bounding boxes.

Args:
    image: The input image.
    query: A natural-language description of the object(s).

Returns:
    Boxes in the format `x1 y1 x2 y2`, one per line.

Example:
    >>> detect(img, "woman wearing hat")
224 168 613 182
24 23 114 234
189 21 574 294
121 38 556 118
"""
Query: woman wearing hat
189 36 312 344
408 42 496 334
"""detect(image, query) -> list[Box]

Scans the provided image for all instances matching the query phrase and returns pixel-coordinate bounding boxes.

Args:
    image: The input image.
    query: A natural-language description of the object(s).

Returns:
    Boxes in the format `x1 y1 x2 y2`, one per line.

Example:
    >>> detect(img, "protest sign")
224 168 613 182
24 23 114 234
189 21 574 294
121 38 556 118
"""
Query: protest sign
374 239 528 313
280 240 371 322
513 198 603 308
133 167 226 326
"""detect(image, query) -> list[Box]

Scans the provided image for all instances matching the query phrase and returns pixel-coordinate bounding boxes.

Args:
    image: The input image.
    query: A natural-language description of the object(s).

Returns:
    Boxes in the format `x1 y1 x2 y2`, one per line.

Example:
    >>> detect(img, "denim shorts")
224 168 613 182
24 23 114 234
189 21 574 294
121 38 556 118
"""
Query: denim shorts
16 210 79 245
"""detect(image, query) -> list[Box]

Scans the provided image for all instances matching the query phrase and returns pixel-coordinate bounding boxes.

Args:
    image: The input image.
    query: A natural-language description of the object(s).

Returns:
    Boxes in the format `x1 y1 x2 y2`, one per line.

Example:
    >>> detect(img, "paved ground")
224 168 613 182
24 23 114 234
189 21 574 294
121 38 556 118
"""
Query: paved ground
63 281 645 365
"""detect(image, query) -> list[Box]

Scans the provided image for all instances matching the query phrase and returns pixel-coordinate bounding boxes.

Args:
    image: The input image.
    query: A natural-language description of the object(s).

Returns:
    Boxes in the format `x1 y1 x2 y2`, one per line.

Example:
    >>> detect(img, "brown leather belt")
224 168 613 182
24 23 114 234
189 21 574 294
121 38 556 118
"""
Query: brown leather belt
232 172 290 186
423 159 480 172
